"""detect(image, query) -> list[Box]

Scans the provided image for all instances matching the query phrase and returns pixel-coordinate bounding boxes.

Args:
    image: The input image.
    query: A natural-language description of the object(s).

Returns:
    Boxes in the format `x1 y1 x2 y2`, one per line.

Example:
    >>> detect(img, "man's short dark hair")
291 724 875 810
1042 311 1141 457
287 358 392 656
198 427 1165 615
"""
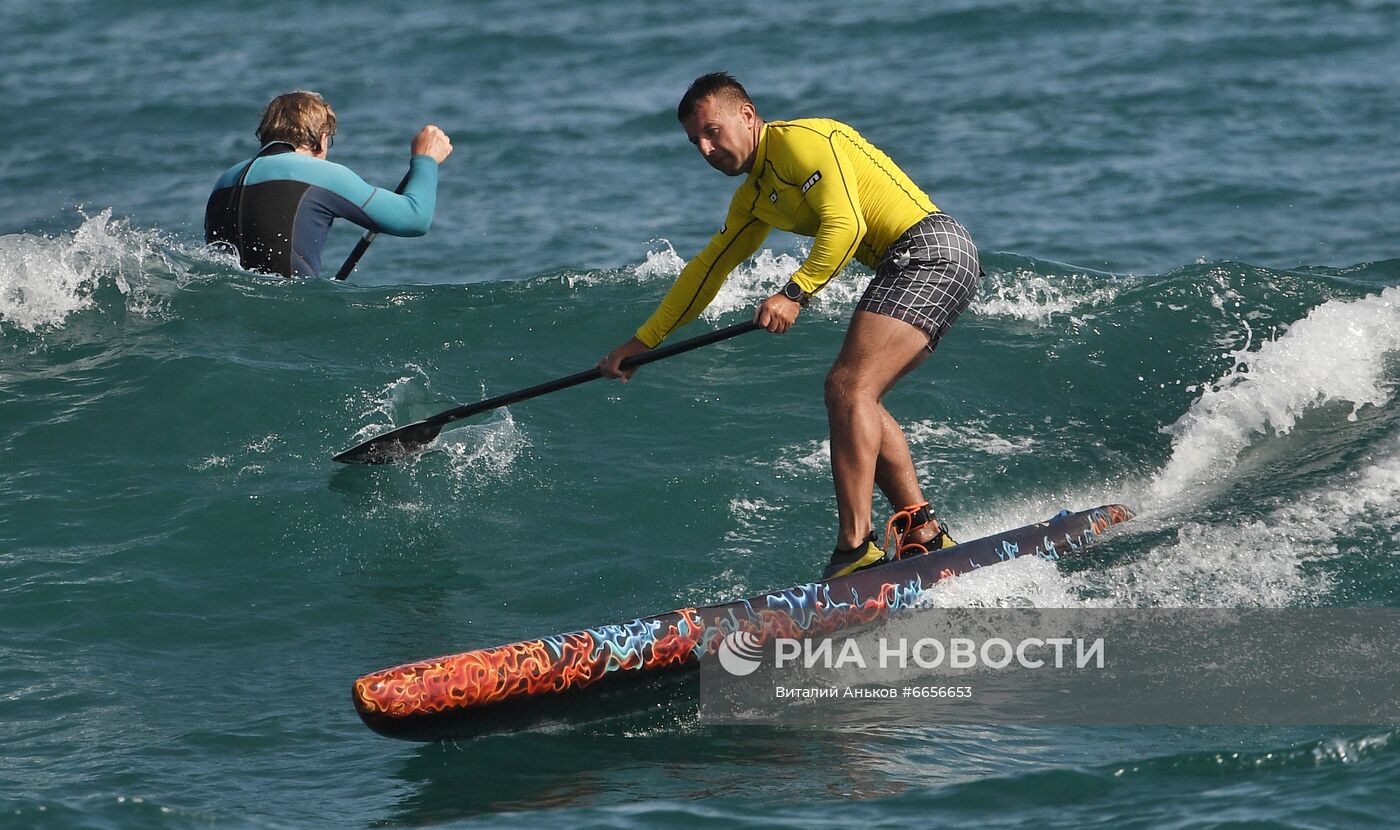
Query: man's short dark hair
677 72 753 122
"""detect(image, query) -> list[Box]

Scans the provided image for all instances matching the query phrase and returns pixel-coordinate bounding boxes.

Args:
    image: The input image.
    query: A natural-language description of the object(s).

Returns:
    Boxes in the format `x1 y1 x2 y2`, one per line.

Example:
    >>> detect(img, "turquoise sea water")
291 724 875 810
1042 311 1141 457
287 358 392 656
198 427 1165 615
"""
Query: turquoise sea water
4 1 1400 827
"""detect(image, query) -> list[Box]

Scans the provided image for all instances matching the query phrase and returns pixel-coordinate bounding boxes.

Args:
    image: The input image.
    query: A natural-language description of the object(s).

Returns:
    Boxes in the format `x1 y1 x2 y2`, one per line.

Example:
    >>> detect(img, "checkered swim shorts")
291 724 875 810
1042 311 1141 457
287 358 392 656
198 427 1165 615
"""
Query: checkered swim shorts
857 212 981 351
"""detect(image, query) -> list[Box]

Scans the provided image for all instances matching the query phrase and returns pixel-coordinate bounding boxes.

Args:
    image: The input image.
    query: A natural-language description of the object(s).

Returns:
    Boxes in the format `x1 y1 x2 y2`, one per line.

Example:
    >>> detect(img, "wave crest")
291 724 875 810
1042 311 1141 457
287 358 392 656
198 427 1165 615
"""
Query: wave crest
0 209 212 335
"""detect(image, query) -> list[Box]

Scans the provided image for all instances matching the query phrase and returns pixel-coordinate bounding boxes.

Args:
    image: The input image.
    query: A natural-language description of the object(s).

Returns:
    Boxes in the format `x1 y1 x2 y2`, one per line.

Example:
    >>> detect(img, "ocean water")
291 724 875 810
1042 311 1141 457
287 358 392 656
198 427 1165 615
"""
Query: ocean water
4 0 1400 827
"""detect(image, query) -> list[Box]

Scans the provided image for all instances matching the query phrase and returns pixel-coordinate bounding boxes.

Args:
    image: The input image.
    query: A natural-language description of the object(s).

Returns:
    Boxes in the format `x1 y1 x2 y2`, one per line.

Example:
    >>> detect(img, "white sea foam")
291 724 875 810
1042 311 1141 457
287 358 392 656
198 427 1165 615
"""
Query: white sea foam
245 434 280 453
631 239 685 280
627 244 1125 328
694 248 803 319
1043 426 1400 609
724 497 779 552
1142 285 1400 508
673 499 783 607
702 247 874 323
0 209 189 334
773 438 831 478
953 287 1400 610
346 367 435 444
556 239 689 290
0 233 97 332
1074 441 1400 609
772 421 1035 481
972 268 1123 324
906 392 1400 611
1075 518 1325 608
609 238 873 322
346 368 527 481
437 409 528 482
748 427 1393 612
684 566 752 606
941 288 1400 609
904 419 1037 458
1283 439 1400 537
916 554 1084 608
902 471 1329 611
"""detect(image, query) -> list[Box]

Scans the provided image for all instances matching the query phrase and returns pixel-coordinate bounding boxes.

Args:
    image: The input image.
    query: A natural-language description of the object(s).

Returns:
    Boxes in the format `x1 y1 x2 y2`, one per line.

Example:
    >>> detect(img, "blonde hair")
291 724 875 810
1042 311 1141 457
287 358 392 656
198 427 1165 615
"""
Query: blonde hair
256 91 337 152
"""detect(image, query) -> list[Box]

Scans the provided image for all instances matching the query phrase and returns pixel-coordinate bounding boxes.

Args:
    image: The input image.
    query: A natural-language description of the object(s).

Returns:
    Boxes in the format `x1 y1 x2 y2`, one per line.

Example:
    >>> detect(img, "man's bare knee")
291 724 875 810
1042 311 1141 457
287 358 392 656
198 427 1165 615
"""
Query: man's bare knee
825 365 875 412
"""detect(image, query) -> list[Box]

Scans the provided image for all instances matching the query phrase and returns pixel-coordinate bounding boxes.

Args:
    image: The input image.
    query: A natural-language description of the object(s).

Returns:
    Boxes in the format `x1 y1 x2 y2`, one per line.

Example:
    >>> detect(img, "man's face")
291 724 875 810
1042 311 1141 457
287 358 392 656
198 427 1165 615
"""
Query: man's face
682 94 758 176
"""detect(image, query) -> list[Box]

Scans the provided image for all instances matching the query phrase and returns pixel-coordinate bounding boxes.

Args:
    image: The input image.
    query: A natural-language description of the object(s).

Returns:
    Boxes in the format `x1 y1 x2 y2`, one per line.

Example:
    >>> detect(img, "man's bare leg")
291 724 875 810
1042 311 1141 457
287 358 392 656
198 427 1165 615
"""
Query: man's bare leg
825 310 935 550
871 407 944 546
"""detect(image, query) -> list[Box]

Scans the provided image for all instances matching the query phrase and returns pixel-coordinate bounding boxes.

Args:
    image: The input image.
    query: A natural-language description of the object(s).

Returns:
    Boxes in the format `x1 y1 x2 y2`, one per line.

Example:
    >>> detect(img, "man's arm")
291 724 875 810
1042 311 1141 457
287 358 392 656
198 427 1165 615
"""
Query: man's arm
356 126 453 236
600 191 769 379
311 125 449 238
776 126 866 296
750 126 867 334
635 203 770 347
353 156 438 236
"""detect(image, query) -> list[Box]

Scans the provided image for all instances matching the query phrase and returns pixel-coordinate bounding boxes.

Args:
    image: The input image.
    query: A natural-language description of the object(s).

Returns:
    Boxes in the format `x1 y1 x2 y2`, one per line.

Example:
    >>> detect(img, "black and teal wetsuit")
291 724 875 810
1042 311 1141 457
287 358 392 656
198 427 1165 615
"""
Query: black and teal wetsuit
204 142 440 277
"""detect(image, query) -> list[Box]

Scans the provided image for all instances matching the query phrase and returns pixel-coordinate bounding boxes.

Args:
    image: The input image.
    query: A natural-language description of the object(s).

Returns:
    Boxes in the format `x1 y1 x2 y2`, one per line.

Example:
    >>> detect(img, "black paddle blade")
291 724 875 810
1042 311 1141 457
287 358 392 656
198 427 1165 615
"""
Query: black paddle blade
333 420 445 464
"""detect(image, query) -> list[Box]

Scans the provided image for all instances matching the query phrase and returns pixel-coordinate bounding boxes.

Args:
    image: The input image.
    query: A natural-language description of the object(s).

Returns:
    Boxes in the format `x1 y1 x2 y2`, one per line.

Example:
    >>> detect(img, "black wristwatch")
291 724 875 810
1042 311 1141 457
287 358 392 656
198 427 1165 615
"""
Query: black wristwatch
781 280 810 304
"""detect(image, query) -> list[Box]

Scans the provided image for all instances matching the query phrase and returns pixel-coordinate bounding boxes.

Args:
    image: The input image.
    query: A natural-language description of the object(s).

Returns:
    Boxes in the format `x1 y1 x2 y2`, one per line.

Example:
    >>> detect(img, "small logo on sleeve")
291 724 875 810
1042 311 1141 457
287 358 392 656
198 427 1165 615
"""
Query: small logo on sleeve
769 189 779 203
801 171 822 194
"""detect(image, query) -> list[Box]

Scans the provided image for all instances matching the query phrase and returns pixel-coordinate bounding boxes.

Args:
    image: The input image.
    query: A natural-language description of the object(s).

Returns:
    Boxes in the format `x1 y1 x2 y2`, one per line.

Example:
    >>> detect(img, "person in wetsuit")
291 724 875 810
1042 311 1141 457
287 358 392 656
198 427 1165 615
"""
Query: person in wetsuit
598 73 982 580
205 90 453 278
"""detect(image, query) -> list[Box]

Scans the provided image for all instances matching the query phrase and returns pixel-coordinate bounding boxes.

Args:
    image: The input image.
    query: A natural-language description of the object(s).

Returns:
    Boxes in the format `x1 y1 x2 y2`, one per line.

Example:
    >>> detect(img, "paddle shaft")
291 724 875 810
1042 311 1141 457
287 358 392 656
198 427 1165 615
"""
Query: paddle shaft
419 320 761 429
332 171 413 281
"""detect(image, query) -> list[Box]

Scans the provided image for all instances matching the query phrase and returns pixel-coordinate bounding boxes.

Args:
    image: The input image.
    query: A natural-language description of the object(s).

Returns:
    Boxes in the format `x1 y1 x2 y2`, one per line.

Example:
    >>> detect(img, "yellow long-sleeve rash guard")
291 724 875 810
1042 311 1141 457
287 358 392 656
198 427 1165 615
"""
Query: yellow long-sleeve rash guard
635 118 939 347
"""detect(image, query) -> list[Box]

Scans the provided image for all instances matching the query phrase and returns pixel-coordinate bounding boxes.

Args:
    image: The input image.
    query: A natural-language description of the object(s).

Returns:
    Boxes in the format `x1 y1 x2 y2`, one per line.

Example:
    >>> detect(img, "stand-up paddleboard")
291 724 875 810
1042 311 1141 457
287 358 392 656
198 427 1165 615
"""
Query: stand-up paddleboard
354 504 1134 741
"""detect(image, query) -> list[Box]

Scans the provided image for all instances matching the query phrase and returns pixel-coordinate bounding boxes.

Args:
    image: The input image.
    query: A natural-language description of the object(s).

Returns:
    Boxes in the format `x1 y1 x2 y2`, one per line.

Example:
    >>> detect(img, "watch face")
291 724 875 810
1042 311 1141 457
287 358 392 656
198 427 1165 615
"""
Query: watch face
783 282 803 301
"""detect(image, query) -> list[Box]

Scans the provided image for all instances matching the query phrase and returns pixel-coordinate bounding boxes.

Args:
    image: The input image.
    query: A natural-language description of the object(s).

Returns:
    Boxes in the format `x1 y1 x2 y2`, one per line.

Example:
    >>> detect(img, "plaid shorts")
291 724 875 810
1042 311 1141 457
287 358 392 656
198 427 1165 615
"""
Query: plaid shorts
857 212 981 351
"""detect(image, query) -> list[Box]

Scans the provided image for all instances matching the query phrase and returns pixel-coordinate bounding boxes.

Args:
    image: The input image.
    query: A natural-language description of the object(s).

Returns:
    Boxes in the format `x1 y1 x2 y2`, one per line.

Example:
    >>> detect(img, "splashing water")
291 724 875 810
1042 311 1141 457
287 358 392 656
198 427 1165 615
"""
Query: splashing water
973 268 1126 324
0 210 203 334
631 239 685 281
1145 286 1400 507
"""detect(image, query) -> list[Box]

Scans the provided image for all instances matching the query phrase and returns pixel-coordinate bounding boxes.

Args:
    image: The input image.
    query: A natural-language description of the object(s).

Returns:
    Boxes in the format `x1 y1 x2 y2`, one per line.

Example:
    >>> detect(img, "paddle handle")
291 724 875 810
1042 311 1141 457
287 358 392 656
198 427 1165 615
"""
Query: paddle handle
423 321 761 428
333 171 414 281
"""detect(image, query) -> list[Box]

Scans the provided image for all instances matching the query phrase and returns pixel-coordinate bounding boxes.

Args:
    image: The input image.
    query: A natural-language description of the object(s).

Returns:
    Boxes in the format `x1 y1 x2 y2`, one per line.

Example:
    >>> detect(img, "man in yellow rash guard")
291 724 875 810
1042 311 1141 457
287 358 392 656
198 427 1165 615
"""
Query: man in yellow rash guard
599 73 981 580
